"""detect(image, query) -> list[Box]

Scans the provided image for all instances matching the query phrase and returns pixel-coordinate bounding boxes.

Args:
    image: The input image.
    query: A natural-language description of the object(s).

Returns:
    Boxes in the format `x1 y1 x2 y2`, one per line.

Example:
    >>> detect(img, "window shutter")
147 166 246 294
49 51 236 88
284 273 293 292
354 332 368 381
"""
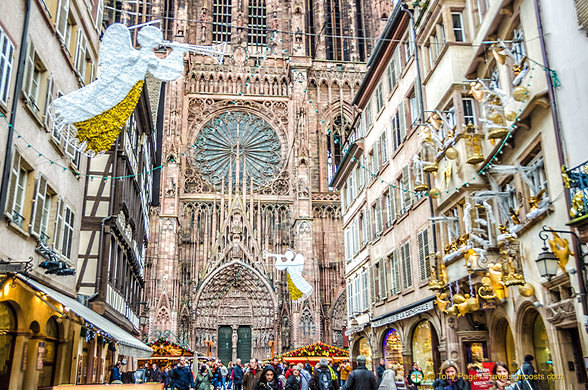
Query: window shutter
23 38 35 97
0 30 15 104
95 0 104 30
362 272 368 310
418 229 431 281
52 197 64 250
379 258 387 299
30 176 47 237
5 151 20 217
44 76 54 121
347 283 353 317
56 0 70 39
389 250 399 295
370 266 376 304
399 104 407 142
402 242 412 289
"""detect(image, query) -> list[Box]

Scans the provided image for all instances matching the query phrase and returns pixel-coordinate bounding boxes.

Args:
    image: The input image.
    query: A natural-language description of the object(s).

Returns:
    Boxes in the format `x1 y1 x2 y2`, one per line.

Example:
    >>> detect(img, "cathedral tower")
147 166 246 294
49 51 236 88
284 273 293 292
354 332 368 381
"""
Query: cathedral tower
144 0 393 359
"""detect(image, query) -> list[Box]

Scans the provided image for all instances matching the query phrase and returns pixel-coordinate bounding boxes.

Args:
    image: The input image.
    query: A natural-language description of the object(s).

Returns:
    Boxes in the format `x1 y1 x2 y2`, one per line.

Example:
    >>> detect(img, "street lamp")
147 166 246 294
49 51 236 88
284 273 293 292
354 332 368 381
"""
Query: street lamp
535 248 559 280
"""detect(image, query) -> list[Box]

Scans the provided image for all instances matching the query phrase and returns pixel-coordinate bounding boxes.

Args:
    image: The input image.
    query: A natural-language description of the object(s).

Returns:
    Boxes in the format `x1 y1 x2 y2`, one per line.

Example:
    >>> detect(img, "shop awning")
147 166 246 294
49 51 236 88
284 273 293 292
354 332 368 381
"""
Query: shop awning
18 275 153 358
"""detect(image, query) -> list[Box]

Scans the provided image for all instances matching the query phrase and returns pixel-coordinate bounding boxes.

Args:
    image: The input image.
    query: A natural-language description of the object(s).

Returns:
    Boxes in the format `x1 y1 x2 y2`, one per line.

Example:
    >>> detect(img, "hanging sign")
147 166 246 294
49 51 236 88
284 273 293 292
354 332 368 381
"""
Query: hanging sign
468 362 495 390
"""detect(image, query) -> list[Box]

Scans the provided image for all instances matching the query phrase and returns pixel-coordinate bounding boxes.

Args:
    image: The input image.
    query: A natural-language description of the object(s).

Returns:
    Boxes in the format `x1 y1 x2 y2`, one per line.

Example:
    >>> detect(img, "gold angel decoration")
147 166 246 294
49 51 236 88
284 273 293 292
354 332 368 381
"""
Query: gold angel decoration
528 188 546 212
547 229 574 274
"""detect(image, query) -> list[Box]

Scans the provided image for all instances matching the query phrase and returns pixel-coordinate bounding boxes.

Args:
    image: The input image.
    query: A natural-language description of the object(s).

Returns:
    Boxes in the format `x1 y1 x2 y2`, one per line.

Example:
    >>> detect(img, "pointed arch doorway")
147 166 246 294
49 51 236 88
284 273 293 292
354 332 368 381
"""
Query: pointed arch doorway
195 261 278 361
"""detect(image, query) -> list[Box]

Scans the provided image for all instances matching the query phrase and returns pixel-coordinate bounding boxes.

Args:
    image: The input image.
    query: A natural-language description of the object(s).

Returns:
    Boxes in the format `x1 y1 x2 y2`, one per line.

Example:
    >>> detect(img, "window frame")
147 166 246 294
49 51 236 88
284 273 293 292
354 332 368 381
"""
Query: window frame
0 27 15 105
451 12 465 42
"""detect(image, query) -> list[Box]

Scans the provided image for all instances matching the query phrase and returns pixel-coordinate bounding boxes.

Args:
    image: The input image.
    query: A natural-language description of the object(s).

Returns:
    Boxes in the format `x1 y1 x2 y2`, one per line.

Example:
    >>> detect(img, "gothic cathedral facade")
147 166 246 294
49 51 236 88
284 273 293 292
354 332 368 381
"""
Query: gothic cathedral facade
144 0 393 360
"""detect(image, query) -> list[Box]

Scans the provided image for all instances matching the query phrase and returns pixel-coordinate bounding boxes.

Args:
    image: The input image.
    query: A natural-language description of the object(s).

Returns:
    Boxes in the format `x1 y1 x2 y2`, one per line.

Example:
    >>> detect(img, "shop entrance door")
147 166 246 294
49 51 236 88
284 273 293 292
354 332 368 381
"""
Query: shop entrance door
237 326 252 362
218 326 233 364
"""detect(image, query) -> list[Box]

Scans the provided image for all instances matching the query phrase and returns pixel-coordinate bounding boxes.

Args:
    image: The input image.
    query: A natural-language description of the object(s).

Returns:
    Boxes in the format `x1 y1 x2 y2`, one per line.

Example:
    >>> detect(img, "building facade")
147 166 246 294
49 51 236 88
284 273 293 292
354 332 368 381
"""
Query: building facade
337 0 588 389
0 0 155 387
143 0 396 360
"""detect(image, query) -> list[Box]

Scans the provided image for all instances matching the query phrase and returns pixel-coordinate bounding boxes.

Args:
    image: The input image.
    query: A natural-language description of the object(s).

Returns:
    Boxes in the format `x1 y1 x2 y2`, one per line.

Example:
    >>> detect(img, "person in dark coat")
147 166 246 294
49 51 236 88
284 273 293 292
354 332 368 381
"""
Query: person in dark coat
244 359 264 390
342 355 377 390
517 355 538 390
271 357 284 376
162 367 172 389
376 360 386 386
309 358 340 390
110 361 123 383
256 366 281 390
151 363 162 382
144 363 152 382
285 365 302 390
172 357 195 390
432 360 470 390
406 363 421 390
233 359 245 390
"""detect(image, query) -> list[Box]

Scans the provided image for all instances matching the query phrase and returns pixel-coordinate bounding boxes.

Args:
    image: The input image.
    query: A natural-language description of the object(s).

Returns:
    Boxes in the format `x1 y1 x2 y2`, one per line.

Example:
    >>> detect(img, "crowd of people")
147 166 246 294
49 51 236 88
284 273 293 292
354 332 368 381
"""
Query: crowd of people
110 354 540 390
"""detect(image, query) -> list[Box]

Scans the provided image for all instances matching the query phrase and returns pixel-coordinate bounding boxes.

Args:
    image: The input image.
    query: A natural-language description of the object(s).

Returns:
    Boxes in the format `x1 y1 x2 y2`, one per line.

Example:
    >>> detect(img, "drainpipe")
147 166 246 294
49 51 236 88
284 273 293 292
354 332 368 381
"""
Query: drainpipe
533 0 588 339
0 0 32 214
402 4 439 254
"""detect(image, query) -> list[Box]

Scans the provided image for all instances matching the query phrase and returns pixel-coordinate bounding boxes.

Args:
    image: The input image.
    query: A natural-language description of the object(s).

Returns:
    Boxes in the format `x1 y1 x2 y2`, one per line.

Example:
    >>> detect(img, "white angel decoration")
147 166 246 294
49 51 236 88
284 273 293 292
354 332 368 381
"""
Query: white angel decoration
49 23 225 155
264 249 313 302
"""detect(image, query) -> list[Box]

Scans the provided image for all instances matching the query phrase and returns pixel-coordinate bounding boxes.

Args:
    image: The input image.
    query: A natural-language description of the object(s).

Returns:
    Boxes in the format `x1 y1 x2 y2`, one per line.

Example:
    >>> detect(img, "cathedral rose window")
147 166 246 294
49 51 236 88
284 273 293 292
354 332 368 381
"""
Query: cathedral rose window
193 111 283 190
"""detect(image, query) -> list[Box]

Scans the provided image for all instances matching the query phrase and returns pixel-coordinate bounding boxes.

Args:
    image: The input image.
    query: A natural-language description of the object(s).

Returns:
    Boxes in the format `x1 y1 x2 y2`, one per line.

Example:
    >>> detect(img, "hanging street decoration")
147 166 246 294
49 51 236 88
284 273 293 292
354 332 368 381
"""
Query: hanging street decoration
49 23 226 156
264 249 313 302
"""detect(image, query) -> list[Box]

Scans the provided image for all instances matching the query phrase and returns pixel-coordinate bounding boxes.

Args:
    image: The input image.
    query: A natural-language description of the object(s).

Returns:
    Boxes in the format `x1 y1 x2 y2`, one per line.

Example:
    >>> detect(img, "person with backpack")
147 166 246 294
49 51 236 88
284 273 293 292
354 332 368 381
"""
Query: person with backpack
310 358 340 390
299 363 312 390
233 359 245 390
513 355 538 390
342 356 377 390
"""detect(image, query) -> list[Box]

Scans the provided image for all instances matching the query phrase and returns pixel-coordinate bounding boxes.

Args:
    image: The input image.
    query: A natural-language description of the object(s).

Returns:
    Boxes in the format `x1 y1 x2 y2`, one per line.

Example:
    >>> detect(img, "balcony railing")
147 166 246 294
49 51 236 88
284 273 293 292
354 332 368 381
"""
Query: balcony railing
564 161 588 220
11 211 24 228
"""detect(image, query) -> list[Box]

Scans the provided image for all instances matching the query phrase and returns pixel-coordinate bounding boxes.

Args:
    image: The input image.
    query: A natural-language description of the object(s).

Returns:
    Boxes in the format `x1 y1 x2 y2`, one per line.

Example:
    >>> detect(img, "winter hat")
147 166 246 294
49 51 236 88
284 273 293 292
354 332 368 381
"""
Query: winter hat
356 355 367 365
320 358 329 367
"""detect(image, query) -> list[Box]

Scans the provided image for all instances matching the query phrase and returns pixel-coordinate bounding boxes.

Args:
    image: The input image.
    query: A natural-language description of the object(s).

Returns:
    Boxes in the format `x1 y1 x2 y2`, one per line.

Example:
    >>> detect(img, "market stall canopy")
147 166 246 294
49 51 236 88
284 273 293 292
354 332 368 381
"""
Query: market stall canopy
275 342 349 363
18 274 153 358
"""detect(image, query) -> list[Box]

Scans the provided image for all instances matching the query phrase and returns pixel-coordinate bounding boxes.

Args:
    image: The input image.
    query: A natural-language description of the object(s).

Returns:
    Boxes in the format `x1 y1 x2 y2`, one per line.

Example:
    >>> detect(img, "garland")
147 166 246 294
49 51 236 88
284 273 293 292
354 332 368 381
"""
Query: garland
276 342 348 358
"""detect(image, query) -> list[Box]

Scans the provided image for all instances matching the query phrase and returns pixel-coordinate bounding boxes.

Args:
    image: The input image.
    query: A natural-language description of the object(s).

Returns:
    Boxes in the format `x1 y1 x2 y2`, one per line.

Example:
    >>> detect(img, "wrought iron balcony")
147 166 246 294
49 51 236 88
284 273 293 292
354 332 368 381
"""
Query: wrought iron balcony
563 161 588 220
11 212 24 228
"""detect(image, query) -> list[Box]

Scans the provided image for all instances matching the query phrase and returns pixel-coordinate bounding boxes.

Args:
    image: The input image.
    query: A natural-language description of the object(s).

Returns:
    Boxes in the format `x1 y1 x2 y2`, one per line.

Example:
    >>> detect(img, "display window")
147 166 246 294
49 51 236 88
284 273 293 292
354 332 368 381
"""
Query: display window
0 303 15 388
383 329 404 379
412 320 436 386
358 337 372 369
533 315 554 390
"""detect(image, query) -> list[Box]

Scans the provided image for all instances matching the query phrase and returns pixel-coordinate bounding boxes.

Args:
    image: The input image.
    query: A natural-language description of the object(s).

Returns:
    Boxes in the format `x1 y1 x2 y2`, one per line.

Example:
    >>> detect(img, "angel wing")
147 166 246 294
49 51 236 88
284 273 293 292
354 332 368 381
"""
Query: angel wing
98 23 134 72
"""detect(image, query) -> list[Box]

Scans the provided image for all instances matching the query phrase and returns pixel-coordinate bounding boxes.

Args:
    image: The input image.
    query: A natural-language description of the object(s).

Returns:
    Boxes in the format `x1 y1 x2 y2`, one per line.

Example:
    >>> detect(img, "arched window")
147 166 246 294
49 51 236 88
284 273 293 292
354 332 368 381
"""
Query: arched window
0 303 16 386
326 115 350 188
39 317 59 387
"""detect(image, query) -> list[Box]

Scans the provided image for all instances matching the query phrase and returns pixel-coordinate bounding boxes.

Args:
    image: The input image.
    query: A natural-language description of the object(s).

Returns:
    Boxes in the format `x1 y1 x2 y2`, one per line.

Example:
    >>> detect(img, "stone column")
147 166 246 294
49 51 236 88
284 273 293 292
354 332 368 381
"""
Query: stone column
232 325 239 362
8 331 30 390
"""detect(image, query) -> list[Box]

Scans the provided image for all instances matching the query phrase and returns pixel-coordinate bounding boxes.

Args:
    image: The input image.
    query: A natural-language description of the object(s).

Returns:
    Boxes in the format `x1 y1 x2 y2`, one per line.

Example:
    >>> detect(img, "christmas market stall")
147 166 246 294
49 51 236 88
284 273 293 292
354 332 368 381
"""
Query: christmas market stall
139 334 196 368
274 342 349 364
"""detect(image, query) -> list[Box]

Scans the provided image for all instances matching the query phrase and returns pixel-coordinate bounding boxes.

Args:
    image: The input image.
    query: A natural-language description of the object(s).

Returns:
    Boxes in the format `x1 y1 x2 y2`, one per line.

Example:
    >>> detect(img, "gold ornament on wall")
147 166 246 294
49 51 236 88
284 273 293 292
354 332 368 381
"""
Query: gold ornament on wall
528 188 546 212
469 82 486 102
518 282 535 297
428 187 441 199
445 147 458 160
512 86 529 102
505 111 517 122
547 230 574 274
464 124 484 164
435 292 450 312
570 192 585 218
478 277 497 300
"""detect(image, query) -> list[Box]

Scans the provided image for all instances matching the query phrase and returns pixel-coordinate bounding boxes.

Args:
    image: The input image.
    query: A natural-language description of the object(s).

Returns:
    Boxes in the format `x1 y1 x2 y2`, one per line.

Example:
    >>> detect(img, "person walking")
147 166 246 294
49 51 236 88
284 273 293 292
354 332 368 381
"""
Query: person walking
172 357 195 390
342 356 377 390
221 363 230 390
406 363 421 390
339 361 351 388
377 363 397 390
310 358 340 390
110 361 123 383
376 360 386 386
285 365 303 390
514 355 537 390
256 366 281 390
271 357 284 376
150 363 162 382
233 359 245 390
299 363 312 390
162 366 172 389
197 364 214 390
432 360 470 390
244 359 264 390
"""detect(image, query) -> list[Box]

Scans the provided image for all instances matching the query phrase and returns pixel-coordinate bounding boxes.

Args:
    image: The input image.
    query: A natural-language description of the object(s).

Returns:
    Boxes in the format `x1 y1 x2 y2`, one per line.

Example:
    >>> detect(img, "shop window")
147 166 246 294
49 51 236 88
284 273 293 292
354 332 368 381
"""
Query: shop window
0 27 15 105
533 315 555 390
38 317 59 387
384 329 404 379
358 338 372 369
0 303 16 386
464 342 488 364
412 320 437 387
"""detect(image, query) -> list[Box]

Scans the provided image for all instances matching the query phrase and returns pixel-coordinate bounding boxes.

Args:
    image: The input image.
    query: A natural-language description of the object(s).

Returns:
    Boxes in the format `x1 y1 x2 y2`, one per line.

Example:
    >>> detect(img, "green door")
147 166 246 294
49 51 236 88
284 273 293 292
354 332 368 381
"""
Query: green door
218 326 233 364
237 326 252 363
